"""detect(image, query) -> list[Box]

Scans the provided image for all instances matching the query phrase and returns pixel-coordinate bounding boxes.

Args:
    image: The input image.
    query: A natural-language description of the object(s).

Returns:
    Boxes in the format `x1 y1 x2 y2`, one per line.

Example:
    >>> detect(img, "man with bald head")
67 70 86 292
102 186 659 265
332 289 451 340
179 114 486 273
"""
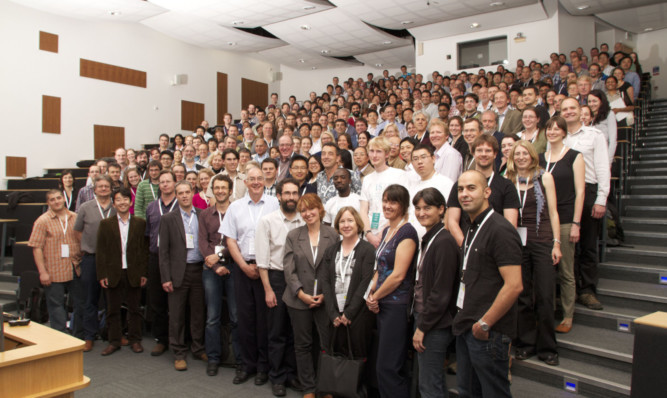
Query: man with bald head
276 135 295 182
453 170 523 398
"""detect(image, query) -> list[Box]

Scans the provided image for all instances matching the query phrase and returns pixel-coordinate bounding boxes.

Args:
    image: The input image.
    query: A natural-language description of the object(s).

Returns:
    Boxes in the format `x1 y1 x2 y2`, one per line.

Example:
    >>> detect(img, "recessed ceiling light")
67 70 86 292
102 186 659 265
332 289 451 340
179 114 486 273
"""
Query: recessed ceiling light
299 59 306 63
321 49 330 54
375 63 383 67
227 42 237 46
490 1 504 6
311 66 317 70
401 21 413 25
232 20 245 26
382 41 392 45
577 5 589 10
470 22 480 28
644 27 654 32
303 5 316 10
300 24 311 30
108 10 121 16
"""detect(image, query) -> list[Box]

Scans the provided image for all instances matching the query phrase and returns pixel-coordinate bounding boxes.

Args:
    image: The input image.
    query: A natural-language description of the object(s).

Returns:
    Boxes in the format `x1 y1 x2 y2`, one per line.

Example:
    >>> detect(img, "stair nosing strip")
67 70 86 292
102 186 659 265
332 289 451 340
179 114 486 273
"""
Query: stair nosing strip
557 340 633 363
598 288 667 304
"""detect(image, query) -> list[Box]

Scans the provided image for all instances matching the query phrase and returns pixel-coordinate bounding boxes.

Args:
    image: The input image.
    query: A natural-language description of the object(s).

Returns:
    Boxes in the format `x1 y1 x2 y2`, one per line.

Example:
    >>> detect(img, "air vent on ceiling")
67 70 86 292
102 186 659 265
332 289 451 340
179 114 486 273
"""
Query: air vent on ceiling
234 26 278 39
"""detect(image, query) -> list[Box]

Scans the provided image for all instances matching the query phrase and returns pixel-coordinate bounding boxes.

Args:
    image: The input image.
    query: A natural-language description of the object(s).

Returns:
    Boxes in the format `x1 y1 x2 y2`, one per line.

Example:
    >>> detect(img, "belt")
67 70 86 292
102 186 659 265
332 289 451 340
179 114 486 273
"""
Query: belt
83 252 95 256
246 260 256 264
585 183 598 188
187 261 203 266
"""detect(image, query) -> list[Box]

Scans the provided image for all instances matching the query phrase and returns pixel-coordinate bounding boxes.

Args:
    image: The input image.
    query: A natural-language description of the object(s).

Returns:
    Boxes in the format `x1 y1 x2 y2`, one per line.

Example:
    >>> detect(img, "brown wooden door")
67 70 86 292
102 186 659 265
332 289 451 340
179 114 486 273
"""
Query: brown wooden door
181 100 205 131
217 72 228 125
94 124 125 159
241 78 268 110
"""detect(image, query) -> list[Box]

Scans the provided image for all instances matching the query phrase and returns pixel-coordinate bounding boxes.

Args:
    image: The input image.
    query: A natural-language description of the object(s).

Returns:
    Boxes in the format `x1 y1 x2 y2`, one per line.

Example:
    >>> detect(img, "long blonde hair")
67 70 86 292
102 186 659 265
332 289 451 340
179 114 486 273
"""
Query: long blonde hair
505 140 542 183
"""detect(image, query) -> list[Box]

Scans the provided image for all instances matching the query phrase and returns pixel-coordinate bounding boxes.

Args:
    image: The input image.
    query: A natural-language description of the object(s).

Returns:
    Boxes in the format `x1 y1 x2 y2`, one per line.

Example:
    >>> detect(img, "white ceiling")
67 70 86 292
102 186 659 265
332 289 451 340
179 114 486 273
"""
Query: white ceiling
12 0 667 69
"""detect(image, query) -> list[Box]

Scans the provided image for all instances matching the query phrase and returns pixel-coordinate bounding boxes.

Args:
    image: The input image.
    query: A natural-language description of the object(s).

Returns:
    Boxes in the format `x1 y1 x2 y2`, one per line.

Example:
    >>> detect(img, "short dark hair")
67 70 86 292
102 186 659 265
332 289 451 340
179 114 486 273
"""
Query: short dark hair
160 150 174 160
290 154 308 168
261 158 278 168
211 174 233 191
464 93 479 103
412 143 434 156
521 85 538 95
382 184 410 216
158 169 176 181
412 187 447 213
277 177 300 195
113 187 133 201
222 148 239 160
471 134 499 154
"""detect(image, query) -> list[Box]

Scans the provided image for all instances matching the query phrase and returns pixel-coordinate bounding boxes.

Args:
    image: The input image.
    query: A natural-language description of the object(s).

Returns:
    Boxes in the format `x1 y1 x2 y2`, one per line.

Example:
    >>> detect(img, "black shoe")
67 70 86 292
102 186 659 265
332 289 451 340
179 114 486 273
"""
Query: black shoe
235 364 243 377
286 378 304 392
255 372 269 386
540 353 559 366
206 362 219 376
271 384 286 397
515 348 535 360
233 371 253 385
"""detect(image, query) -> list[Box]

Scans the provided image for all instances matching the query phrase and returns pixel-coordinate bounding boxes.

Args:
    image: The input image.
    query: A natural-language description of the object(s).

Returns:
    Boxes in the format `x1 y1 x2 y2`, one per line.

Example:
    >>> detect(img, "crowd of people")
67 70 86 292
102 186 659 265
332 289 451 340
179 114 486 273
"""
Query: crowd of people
27 41 642 398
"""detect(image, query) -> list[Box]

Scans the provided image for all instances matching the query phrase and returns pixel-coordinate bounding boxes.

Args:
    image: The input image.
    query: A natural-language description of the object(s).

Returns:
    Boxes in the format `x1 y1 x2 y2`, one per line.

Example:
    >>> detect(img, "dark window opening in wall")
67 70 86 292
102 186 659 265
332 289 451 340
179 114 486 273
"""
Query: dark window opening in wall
458 36 508 69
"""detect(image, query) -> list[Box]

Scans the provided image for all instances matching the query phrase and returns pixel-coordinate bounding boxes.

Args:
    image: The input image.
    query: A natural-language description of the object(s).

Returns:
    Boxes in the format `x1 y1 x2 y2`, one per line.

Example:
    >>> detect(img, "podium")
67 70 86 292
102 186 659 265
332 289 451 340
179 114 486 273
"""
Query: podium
631 311 667 398
0 320 90 397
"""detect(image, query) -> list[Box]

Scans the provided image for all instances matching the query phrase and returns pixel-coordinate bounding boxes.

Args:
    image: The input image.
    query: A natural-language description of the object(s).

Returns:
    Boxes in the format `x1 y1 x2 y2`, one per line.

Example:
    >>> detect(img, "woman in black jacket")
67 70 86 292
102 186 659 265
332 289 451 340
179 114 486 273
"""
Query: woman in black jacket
411 188 461 397
321 207 376 358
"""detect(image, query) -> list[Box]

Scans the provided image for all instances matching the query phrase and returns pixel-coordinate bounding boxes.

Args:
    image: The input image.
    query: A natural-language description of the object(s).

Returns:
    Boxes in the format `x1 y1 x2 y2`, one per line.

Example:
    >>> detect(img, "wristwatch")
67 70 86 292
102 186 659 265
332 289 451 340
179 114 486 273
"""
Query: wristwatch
478 319 490 332
572 221 581 227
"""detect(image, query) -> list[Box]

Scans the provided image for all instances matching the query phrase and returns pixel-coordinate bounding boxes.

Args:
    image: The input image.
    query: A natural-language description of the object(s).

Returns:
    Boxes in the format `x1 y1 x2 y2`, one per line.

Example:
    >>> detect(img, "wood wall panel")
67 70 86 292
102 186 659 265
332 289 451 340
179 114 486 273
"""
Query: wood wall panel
94 125 125 160
241 78 268 110
42 95 61 134
217 72 228 125
181 100 205 131
80 59 147 88
39 31 58 53
6 157 27 178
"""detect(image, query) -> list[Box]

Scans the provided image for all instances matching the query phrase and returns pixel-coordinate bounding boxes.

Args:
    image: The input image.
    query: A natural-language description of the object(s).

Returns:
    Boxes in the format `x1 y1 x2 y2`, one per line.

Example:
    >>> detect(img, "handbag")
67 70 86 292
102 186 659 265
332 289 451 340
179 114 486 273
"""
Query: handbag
316 325 366 398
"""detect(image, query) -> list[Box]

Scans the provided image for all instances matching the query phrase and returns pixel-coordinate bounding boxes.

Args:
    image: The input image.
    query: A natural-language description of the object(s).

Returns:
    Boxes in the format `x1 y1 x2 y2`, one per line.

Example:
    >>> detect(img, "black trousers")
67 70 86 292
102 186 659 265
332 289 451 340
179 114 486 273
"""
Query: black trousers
288 305 330 394
266 270 297 384
147 253 169 344
168 263 205 360
234 261 269 374
106 270 142 347
576 183 602 295
515 241 557 357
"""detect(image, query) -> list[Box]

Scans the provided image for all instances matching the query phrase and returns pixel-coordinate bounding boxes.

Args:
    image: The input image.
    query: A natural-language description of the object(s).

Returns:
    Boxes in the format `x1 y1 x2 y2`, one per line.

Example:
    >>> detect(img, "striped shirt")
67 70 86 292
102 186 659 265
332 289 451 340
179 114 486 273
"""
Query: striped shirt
28 209 81 282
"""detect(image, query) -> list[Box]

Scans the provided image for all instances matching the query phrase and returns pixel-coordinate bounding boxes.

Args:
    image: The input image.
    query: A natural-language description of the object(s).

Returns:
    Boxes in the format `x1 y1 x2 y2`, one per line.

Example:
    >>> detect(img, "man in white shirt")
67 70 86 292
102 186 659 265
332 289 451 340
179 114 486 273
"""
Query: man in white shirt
360 136 405 247
309 123 323 155
408 144 454 238
561 97 610 311
323 168 361 225
429 119 463 183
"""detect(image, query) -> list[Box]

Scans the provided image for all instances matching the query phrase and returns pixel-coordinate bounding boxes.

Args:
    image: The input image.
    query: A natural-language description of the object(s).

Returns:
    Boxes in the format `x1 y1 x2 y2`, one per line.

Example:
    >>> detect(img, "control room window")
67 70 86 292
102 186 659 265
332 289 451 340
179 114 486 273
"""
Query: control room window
458 36 508 69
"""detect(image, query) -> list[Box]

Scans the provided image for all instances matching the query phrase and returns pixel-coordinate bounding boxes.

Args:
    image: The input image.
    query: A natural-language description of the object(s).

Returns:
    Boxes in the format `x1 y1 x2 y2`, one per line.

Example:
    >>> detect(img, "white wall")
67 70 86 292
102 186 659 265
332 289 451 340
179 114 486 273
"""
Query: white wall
557 6 596 55
278 65 402 102
0 0 279 182
416 16 559 76
637 29 667 99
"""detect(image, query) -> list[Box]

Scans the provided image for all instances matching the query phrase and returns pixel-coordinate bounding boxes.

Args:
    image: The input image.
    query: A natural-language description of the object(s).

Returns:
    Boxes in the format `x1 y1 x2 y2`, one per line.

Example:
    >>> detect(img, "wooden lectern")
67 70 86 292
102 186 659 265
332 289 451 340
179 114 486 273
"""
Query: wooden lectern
631 311 667 398
0 319 90 397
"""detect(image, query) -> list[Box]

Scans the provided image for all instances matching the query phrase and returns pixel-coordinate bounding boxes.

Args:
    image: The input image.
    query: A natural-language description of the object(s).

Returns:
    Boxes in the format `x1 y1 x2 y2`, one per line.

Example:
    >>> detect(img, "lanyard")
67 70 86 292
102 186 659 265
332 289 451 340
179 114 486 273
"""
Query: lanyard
63 190 71 210
59 215 68 240
183 210 194 233
141 170 146 181
466 157 474 170
516 175 531 220
462 210 494 273
248 202 265 225
310 230 321 263
150 183 157 200
545 146 566 174
487 172 495 187
522 129 538 144
337 238 360 284
159 199 177 216
416 226 444 282
375 221 404 269
96 200 111 219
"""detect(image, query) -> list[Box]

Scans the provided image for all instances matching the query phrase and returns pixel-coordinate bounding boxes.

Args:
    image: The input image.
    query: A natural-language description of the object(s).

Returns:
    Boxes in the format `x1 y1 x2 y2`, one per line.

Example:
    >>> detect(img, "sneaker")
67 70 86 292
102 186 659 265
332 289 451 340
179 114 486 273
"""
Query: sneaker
578 293 603 310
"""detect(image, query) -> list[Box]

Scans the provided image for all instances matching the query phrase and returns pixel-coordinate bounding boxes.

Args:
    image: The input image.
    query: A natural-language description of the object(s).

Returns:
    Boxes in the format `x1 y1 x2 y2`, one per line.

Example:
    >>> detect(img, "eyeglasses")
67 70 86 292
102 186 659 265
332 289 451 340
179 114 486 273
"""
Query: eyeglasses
412 154 432 162
247 177 265 183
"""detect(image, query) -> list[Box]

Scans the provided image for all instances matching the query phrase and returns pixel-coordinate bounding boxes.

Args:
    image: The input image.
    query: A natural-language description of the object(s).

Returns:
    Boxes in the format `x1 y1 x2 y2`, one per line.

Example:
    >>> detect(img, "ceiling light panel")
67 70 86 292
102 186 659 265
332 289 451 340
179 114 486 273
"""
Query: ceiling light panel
12 0 167 21
264 8 411 57
148 0 332 28
329 0 535 30
355 45 416 69
258 45 356 70
141 11 285 52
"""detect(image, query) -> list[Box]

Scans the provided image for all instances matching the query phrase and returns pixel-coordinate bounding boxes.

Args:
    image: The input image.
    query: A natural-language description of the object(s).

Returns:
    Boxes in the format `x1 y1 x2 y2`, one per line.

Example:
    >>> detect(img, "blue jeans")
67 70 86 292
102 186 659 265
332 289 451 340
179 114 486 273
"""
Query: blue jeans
414 314 453 398
44 268 84 338
456 330 512 398
80 254 102 340
202 263 241 364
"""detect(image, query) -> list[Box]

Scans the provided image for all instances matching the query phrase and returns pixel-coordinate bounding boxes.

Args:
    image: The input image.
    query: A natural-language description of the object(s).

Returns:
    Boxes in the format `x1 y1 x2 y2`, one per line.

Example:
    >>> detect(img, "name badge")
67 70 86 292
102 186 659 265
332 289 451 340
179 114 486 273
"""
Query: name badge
336 293 346 312
157 235 160 248
61 244 69 258
248 236 255 256
456 282 465 309
370 212 380 230
186 234 195 249
517 227 527 246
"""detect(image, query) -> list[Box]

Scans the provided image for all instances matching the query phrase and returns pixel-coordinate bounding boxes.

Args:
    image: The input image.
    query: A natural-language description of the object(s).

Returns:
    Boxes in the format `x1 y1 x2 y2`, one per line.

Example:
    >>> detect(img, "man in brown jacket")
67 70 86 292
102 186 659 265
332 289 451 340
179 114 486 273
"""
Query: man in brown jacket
96 187 148 356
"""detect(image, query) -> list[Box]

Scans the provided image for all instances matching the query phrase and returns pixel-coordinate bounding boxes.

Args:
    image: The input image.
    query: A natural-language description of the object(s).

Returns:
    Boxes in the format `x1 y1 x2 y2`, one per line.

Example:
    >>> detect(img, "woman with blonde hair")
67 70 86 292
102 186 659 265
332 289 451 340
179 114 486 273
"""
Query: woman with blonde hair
506 140 561 366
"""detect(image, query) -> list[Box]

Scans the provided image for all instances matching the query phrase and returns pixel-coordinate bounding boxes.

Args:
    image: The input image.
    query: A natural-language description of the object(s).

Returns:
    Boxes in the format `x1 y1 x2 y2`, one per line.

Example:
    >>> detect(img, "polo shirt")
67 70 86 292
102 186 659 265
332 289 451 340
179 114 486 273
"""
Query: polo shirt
452 207 523 337
74 199 116 254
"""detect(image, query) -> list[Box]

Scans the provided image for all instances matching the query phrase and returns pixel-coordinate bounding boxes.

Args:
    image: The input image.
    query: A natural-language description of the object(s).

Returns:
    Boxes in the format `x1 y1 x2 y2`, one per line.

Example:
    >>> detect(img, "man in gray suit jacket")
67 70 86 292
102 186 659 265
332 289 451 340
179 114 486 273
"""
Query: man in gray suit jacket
159 181 206 371
495 90 523 135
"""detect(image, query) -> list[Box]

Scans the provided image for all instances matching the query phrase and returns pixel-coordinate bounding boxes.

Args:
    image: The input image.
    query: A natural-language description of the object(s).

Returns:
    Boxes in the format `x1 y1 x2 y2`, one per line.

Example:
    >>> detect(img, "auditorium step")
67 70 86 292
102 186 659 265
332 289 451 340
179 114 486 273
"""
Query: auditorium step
573 303 647 332
599 260 667 284
621 194 667 206
629 184 667 194
596 278 667 313
624 205 667 218
621 216 667 233
605 244 667 266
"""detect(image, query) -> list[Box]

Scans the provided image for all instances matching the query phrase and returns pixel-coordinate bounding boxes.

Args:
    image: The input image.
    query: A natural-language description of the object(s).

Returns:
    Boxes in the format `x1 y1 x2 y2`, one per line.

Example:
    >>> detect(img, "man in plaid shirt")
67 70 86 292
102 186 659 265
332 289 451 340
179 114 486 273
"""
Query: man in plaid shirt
29 189 84 337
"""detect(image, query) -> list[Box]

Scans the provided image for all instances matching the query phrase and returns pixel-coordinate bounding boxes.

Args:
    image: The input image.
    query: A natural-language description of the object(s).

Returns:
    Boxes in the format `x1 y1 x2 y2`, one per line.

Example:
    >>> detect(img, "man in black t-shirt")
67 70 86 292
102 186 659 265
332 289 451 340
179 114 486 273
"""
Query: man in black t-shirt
453 171 523 398
447 135 520 247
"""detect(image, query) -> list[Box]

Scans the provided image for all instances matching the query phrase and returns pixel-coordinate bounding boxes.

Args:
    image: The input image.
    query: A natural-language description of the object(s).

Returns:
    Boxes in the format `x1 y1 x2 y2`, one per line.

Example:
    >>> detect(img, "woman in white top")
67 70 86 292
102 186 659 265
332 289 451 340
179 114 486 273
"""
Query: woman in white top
588 89 617 164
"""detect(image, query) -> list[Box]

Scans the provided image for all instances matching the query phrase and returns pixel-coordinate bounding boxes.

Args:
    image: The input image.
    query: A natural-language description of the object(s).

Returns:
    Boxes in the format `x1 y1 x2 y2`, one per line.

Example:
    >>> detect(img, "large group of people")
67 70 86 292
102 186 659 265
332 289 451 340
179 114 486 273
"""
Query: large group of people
27 41 642 397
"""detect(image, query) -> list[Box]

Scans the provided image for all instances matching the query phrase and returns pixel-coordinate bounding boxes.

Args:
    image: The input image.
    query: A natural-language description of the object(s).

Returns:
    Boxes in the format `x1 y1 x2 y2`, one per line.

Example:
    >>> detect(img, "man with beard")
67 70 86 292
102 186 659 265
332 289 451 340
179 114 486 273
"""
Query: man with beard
256 178 305 396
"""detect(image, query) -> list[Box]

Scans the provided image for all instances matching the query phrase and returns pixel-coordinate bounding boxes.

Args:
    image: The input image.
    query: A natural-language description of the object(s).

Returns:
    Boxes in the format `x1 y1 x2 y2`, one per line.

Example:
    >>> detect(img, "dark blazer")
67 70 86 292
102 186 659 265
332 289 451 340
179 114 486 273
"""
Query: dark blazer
321 239 375 323
159 207 202 288
96 216 148 288
283 224 338 310
499 109 523 135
